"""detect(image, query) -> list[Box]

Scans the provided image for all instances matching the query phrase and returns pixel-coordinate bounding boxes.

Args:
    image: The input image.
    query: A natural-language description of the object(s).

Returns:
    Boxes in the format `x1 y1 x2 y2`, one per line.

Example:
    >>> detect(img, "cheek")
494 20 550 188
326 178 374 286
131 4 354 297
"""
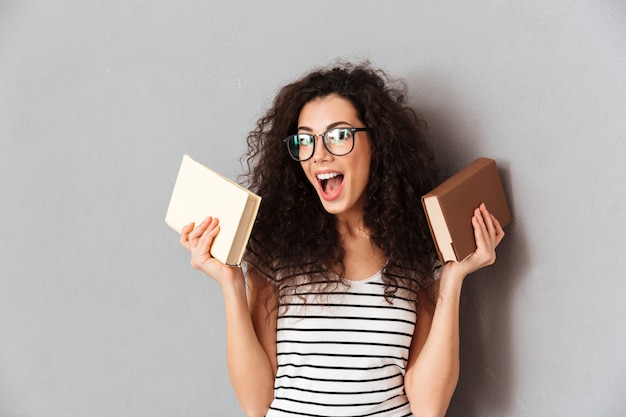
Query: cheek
300 161 316 184
357 163 371 189
351 154 372 185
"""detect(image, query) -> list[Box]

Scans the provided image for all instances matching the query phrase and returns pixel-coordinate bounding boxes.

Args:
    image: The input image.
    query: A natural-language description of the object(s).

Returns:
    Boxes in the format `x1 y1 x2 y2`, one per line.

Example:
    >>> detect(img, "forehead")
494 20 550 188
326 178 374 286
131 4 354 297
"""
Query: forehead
297 95 360 128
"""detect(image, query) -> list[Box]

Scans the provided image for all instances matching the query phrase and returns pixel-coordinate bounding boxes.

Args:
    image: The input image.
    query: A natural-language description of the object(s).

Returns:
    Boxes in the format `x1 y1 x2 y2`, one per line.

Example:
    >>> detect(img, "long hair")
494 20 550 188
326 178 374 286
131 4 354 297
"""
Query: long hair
242 62 439 301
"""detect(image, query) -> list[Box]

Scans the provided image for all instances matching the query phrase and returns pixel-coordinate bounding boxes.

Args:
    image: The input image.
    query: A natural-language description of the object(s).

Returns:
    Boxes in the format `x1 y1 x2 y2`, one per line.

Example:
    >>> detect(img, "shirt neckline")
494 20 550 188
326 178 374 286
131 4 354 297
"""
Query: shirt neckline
344 269 383 285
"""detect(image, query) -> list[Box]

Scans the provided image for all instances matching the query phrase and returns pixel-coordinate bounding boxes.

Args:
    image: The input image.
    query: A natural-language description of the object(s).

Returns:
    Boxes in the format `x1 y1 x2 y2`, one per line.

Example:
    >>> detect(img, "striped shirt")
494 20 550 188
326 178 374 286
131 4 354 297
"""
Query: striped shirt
266 271 417 417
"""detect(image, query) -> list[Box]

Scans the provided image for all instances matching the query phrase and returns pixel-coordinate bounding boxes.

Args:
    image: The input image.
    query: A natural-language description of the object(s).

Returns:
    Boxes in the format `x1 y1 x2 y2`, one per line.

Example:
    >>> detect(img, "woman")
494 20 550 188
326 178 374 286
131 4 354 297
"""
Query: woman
180 62 505 417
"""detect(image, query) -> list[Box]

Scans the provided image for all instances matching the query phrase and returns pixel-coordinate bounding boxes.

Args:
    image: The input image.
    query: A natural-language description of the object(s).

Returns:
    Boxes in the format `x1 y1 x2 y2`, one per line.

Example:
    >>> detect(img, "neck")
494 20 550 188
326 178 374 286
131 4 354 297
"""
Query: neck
335 211 369 240
334 212 386 281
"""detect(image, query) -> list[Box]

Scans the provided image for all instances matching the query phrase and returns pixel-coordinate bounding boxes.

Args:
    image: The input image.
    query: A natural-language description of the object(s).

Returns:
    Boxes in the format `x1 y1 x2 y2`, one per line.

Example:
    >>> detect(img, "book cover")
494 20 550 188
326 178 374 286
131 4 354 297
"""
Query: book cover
422 157 511 264
165 154 261 266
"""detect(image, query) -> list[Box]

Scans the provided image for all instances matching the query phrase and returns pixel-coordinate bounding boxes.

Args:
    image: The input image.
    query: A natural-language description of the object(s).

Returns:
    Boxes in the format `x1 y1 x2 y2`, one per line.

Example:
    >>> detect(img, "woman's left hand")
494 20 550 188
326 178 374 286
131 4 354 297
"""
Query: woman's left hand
442 203 506 280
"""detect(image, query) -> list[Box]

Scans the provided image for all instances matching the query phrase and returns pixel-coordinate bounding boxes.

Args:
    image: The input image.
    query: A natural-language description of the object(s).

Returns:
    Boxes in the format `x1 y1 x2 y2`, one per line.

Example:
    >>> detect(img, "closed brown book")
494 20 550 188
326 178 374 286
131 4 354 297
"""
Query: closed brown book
422 158 511 264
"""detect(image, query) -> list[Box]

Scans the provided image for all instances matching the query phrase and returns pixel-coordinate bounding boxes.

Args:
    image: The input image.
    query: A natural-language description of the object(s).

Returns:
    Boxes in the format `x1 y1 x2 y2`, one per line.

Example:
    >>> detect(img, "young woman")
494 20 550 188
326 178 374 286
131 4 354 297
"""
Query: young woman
180 63 505 417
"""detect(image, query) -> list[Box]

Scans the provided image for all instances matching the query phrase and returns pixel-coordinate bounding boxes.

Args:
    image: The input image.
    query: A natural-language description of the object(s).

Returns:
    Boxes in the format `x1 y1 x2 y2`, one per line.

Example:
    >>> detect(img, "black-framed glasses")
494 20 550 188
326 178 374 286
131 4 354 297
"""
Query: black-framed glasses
283 127 370 162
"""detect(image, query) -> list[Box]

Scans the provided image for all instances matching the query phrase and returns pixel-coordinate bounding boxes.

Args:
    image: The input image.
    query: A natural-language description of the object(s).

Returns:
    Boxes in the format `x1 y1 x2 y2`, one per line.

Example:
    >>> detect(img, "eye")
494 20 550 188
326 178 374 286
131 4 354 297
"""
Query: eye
296 134 314 146
327 128 350 144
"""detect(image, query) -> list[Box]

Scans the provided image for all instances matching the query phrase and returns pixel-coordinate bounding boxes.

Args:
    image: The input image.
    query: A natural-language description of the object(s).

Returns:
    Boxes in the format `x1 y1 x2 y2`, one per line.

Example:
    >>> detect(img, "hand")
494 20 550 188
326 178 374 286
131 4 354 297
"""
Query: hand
180 217 243 286
442 203 505 280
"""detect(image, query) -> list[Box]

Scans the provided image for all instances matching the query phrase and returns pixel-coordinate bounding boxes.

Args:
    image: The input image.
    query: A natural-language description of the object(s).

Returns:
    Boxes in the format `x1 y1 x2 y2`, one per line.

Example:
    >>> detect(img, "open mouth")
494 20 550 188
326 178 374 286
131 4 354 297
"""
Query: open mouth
317 172 344 198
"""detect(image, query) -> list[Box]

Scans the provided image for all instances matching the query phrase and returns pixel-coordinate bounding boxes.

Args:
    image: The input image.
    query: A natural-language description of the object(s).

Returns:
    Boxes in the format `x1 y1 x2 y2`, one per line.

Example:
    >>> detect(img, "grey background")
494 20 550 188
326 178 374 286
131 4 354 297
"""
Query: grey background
1 1 625 416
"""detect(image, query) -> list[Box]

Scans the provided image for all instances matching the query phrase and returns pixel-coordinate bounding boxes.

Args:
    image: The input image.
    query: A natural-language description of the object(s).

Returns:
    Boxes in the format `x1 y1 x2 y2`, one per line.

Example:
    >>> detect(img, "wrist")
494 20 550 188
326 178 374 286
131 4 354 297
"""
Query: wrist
218 267 247 297
438 264 466 298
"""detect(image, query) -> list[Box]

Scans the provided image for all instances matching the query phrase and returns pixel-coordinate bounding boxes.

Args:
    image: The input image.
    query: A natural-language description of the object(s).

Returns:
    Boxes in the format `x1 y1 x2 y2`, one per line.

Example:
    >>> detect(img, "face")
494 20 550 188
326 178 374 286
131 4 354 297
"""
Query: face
297 94 372 220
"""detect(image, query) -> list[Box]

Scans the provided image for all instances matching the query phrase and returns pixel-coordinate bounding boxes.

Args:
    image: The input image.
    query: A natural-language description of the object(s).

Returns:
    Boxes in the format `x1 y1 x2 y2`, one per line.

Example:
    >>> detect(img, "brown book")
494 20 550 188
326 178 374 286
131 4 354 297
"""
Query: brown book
165 154 261 266
422 158 511 264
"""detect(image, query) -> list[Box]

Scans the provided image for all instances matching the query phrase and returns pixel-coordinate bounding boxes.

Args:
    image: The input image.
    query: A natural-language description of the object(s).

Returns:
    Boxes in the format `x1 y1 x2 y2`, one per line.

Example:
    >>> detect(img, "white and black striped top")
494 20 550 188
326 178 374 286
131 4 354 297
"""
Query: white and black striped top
266 270 417 417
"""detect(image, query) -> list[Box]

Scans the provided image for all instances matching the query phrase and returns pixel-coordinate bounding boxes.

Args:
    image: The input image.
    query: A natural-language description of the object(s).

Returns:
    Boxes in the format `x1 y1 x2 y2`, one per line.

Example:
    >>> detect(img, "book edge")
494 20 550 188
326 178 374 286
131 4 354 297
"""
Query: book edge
422 158 494 199
422 196 455 264
225 194 262 266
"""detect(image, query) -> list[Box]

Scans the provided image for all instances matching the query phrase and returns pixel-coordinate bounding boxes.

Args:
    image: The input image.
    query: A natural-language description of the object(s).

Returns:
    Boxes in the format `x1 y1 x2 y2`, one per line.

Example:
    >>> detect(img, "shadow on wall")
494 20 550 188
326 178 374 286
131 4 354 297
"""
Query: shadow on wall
405 77 528 416
448 213 527 417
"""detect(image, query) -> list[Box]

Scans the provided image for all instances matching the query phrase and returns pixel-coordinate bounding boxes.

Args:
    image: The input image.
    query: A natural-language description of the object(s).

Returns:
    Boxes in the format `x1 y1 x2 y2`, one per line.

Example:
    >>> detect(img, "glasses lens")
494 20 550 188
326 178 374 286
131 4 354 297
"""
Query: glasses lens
287 134 314 161
325 128 352 156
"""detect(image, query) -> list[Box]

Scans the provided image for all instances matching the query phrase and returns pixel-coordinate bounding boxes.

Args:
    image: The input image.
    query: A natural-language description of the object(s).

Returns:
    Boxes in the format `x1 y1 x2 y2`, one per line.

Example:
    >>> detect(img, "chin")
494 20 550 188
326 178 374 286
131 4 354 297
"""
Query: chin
317 197 345 215
319 197 360 217
319 202 341 214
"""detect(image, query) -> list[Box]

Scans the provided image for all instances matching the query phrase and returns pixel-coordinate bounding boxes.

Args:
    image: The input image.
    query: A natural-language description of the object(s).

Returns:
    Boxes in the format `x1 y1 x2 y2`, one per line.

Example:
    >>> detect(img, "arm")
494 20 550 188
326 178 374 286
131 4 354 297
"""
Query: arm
180 217 277 417
405 204 505 417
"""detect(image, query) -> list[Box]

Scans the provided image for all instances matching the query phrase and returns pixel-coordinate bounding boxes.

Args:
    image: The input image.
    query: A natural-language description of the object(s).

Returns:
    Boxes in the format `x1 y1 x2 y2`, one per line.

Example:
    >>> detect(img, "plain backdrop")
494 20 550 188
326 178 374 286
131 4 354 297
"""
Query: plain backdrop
1 1 625 416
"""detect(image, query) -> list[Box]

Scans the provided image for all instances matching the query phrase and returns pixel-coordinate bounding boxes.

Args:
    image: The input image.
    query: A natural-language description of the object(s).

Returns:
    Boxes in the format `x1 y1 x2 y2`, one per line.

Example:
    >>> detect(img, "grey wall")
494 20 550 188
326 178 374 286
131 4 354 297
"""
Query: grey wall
1 1 624 416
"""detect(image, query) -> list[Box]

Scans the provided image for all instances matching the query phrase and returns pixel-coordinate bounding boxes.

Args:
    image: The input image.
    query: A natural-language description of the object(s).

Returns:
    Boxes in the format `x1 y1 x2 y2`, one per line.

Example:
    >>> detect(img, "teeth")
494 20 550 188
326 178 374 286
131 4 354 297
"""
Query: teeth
317 172 340 180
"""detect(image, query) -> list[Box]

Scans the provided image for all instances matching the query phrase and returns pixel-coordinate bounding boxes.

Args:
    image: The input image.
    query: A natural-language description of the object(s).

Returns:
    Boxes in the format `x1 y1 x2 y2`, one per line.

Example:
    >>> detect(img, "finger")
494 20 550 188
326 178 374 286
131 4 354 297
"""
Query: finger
197 218 220 251
490 214 506 244
477 205 502 251
191 220 221 267
472 212 498 266
479 203 497 238
473 207 498 254
180 222 195 249
188 216 212 242
489 213 502 231
472 211 487 249
473 207 489 242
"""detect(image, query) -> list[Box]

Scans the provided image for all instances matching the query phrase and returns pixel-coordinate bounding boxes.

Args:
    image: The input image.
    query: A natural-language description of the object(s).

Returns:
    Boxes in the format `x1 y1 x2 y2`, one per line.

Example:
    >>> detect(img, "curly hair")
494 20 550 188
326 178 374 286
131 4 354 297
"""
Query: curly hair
242 61 439 302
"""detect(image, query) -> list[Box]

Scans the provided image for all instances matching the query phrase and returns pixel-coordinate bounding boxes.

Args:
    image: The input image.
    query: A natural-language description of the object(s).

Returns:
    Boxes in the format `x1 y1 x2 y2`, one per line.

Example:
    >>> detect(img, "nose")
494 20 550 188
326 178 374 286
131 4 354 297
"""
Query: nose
311 135 331 163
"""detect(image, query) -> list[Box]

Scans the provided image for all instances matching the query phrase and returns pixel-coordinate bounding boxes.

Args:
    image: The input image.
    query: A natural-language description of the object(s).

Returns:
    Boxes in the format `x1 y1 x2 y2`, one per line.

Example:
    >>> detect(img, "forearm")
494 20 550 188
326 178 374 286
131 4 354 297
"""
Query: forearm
407 204 504 416
221 278 275 416
180 220 275 416
406 273 464 417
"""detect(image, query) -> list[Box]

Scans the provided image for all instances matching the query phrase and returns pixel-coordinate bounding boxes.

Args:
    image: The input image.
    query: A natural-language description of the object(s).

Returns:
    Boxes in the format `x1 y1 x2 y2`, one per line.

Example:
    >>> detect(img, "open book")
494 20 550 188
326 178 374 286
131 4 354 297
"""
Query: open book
422 157 511 264
165 154 261 266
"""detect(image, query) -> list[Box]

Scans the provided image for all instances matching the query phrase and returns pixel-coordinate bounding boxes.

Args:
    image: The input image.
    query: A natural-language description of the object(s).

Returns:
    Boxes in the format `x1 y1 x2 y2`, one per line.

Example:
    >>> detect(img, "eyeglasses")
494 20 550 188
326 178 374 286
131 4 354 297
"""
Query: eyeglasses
283 127 370 162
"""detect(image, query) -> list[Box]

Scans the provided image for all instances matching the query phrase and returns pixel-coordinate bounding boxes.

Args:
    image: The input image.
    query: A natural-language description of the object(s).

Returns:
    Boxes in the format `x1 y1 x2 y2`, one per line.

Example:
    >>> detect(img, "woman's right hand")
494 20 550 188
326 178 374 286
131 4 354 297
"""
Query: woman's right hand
180 216 243 286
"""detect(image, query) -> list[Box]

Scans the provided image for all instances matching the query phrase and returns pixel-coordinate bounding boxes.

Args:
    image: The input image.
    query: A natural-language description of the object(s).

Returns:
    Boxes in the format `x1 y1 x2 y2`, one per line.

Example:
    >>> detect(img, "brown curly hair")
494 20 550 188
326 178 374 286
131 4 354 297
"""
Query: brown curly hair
242 61 439 301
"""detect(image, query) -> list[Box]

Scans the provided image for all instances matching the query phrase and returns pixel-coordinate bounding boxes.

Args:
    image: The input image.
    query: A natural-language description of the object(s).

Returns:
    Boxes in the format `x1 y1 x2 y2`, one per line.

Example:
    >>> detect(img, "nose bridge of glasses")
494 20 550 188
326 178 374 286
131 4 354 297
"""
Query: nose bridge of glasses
310 133 331 159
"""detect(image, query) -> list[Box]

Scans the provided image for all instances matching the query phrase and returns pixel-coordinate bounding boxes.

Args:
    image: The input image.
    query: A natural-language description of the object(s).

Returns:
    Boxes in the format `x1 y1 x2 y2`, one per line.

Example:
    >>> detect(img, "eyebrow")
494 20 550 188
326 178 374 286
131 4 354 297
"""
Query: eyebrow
297 121 353 132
